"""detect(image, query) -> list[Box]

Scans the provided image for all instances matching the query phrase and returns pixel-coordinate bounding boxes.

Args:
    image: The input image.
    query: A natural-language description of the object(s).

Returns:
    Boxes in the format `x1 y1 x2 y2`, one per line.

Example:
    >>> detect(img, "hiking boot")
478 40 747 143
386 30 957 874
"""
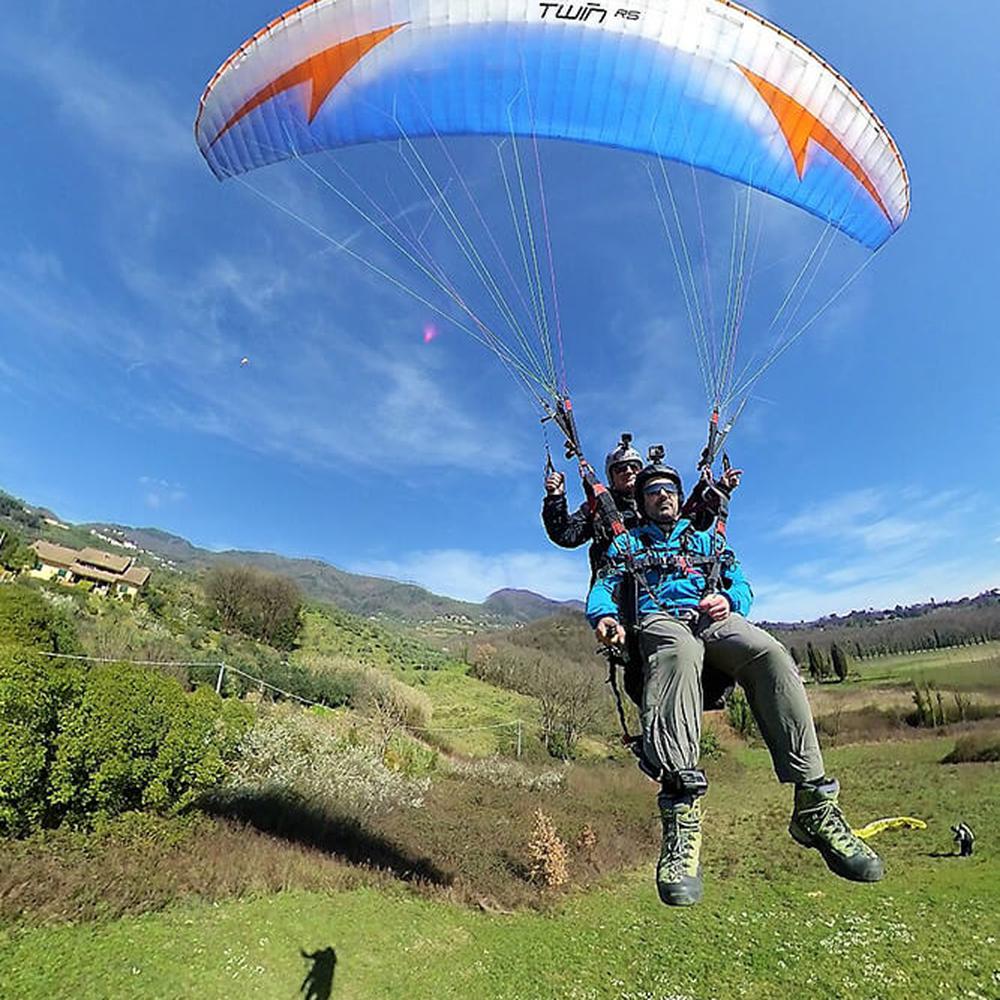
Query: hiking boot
656 790 704 906
790 777 884 883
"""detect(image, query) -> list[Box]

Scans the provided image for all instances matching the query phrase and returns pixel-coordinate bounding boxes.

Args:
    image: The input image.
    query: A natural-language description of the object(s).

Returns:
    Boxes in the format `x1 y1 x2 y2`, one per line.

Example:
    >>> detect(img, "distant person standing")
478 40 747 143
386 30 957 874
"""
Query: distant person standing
951 822 975 857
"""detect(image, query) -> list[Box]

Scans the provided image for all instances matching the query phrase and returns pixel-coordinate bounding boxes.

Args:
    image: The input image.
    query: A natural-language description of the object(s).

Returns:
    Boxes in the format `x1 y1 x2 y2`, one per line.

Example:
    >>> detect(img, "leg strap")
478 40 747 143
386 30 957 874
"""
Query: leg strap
661 768 709 798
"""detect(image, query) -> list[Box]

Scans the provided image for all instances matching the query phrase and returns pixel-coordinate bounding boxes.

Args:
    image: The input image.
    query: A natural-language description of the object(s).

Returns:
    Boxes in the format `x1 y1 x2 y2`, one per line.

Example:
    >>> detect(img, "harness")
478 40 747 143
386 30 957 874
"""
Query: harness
543 397 740 767
597 535 735 585
599 419 742 754
599 524 735 764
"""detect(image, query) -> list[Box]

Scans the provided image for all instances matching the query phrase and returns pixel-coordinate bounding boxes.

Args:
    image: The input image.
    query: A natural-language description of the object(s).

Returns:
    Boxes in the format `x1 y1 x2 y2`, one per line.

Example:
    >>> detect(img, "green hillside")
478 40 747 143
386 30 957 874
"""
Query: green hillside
1 487 579 629
293 605 542 756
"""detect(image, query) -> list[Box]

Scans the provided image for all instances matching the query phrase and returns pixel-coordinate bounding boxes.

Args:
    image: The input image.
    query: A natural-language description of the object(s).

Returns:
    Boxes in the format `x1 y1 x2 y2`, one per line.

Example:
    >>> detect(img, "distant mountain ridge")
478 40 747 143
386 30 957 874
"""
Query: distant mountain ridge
98 526 580 626
482 588 585 619
0 487 581 626
1 486 993 631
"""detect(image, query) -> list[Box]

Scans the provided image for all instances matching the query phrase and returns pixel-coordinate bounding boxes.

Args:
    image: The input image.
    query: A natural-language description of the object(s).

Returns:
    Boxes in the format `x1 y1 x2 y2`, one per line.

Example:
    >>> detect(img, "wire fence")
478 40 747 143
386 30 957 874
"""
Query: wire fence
38 650 525 755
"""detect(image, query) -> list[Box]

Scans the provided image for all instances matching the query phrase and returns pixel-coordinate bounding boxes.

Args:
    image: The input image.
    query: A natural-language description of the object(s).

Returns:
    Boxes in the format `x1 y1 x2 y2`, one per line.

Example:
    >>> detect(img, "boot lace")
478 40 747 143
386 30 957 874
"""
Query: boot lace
806 801 876 859
659 802 700 881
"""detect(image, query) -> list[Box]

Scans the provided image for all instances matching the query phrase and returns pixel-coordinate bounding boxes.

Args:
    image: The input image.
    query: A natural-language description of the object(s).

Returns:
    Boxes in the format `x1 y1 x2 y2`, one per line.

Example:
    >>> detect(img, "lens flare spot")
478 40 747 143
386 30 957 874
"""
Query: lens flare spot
423 324 438 345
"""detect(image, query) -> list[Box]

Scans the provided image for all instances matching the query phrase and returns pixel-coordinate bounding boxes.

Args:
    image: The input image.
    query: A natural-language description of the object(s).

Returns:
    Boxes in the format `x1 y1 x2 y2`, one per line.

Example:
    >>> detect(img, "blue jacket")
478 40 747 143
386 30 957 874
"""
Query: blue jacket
585 518 753 626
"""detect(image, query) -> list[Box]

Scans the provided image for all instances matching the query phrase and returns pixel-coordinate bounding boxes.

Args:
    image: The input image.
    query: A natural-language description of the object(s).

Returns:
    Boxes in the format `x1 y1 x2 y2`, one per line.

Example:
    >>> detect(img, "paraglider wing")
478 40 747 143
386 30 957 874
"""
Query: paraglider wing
196 0 909 249
853 816 927 840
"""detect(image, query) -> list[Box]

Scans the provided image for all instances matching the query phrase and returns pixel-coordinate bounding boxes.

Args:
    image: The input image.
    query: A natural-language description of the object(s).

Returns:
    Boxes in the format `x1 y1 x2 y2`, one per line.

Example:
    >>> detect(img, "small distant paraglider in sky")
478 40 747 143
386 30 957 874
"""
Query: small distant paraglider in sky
240 357 250 367
422 323 438 345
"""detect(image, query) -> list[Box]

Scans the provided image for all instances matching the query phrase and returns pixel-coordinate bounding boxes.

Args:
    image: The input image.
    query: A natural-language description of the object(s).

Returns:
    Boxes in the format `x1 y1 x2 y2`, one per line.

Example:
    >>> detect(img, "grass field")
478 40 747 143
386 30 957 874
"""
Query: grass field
3 737 997 1000
855 642 1000 688
292 606 548 757
402 667 541 757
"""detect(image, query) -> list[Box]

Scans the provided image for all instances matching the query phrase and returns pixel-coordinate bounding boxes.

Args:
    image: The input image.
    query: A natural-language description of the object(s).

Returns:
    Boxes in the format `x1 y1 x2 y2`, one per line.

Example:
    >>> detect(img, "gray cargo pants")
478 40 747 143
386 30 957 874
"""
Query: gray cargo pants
638 612 824 784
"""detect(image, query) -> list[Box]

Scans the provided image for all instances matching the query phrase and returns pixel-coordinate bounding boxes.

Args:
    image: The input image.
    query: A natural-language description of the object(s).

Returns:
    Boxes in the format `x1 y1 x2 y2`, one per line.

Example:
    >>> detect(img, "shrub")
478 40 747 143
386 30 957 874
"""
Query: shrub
0 529 35 571
288 657 434 739
382 733 438 778
470 644 606 759
725 687 759 741
699 728 724 759
355 668 433 751
227 657 358 709
908 683 1000 728
49 663 253 827
0 584 80 653
575 823 598 867
225 708 430 817
446 756 565 792
526 809 569 887
84 608 192 672
293 653 365 704
942 732 1000 764
0 645 82 836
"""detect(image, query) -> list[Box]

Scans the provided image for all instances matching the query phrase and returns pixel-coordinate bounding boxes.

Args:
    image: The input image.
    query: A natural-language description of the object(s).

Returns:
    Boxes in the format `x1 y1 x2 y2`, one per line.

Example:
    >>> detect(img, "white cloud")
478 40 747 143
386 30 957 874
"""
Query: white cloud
0 199 531 477
2 33 191 167
139 477 186 510
775 487 967 553
355 547 589 603
753 558 1000 623
139 335 529 475
754 484 995 619
0 356 21 384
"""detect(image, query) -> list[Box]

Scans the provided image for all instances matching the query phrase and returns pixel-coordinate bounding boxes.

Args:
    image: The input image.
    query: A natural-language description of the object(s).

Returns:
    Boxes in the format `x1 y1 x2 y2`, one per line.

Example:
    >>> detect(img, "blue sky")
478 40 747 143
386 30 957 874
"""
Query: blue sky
1 0 998 621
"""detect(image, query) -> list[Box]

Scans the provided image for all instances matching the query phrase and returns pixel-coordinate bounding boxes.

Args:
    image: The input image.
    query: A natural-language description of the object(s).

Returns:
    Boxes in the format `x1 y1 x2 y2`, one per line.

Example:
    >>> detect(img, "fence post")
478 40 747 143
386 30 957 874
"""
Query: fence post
516 719 522 758
215 661 226 695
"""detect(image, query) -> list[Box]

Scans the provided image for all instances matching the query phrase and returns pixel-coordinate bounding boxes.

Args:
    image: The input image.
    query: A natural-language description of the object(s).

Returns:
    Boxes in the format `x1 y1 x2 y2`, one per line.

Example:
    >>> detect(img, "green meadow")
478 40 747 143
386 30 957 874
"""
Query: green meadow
3 736 997 1000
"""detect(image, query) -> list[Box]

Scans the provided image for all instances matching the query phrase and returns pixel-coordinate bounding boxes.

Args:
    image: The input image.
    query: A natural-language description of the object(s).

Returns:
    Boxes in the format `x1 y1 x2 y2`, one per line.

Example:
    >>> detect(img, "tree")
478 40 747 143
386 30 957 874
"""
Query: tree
0 529 35 572
830 642 849 683
526 655 604 760
204 565 255 633
806 642 824 683
204 564 302 650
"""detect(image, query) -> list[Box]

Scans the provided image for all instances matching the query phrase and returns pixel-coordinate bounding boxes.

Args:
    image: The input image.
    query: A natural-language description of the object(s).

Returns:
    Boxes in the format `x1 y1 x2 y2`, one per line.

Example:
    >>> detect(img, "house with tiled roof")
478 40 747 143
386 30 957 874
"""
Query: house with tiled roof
28 540 152 598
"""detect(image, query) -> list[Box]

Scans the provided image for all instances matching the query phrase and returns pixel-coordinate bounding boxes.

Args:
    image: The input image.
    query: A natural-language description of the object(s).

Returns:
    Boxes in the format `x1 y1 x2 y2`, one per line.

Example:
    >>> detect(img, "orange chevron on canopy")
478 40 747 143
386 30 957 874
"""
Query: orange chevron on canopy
209 23 407 148
736 64 891 223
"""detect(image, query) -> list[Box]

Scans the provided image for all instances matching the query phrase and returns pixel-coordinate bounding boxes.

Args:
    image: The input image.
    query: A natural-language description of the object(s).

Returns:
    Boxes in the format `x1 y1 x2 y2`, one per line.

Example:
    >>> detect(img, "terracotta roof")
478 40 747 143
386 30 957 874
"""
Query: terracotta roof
31 539 149 589
120 565 151 587
31 540 79 569
69 562 120 585
77 547 131 574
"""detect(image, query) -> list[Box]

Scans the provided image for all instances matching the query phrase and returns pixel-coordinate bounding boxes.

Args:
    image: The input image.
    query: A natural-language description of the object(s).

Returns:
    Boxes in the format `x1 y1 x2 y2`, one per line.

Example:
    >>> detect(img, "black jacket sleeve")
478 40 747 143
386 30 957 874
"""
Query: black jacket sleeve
541 494 594 549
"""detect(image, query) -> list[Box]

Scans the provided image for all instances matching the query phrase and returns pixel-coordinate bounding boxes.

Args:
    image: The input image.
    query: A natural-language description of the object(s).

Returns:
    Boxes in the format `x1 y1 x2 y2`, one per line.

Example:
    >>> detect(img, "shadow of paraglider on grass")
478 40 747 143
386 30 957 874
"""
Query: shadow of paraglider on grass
201 789 452 886
300 946 336 1000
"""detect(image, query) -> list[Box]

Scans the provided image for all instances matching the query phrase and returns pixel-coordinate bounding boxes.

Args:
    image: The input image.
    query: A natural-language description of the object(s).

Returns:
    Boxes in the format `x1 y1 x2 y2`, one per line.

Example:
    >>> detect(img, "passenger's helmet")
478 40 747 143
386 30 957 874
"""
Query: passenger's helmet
634 462 684 507
604 433 643 483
